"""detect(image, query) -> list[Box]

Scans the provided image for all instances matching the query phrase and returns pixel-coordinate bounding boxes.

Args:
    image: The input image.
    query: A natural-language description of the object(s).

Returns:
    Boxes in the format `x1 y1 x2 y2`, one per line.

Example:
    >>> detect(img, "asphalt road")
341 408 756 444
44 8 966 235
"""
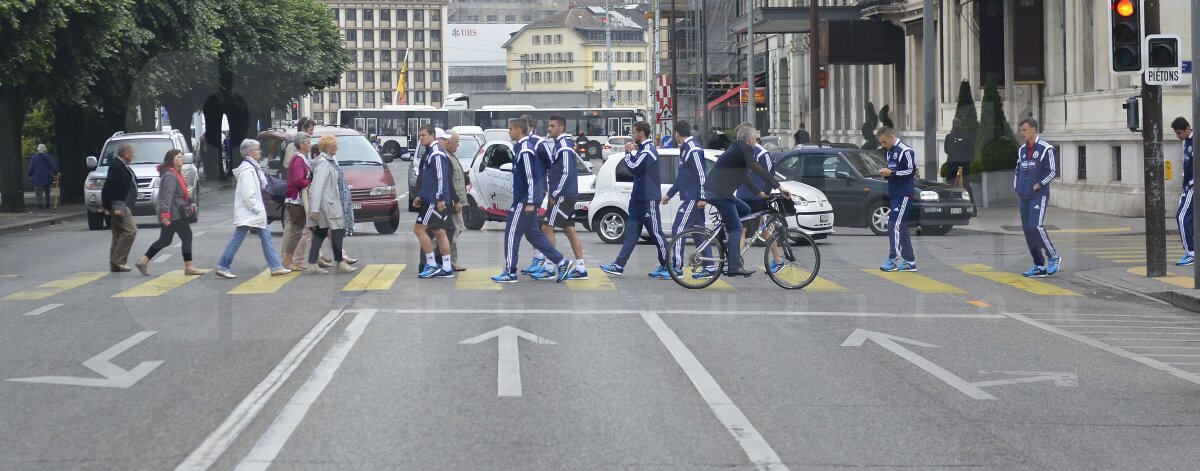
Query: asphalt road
3 182 1200 470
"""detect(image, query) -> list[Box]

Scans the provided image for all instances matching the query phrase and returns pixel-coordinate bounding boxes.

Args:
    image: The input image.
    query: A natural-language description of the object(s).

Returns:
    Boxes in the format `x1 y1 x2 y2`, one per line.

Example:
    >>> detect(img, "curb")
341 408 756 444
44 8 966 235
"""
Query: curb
1150 290 1200 316
0 213 84 236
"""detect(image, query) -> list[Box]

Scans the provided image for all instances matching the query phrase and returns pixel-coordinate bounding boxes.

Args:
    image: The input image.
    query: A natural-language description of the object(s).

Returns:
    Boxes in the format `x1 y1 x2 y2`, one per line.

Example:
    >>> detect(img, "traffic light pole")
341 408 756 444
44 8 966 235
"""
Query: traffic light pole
922 0 937 179
1192 0 1199 287
809 0 820 144
1142 0 1166 277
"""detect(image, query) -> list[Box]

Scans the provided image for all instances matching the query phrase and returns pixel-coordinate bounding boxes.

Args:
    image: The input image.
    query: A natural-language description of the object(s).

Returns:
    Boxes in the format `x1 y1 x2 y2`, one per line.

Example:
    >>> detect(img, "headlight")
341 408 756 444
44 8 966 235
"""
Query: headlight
961 190 971 201
150 177 161 188
370 185 396 196
87 178 105 190
789 194 811 206
919 190 939 201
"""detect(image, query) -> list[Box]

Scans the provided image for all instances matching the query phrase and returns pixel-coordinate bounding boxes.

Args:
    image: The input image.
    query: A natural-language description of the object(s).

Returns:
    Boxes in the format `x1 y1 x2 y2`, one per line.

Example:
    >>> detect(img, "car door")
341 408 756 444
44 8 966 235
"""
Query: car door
820 153 866 223
658 153 680 227
476 143 514 213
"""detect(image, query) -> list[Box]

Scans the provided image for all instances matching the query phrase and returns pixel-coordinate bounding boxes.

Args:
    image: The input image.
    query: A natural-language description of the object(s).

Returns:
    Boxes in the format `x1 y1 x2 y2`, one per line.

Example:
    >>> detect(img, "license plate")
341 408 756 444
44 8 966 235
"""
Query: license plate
951 207 962 214
352 203 362 210
819 214 830 223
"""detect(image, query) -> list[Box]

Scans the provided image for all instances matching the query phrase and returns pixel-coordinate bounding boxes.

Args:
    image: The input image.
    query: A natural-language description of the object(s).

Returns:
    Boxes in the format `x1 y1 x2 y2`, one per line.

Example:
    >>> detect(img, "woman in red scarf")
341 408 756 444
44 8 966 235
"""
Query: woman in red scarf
134 150 205 276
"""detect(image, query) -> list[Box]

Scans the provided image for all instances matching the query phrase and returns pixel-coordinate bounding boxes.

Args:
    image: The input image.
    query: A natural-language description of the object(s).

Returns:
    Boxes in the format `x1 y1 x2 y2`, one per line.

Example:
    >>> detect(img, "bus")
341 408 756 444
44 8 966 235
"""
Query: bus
472 106 647 148
337 106 472 159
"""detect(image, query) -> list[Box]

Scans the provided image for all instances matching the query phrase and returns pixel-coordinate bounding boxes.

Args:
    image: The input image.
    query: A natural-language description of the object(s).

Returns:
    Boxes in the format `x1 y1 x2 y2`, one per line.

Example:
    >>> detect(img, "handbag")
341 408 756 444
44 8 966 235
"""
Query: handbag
264 174 289 198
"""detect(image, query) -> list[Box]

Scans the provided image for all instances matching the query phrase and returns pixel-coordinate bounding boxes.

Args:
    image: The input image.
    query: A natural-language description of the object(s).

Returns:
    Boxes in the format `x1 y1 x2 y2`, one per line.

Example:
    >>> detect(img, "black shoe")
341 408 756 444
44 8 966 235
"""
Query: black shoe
727 267 756 277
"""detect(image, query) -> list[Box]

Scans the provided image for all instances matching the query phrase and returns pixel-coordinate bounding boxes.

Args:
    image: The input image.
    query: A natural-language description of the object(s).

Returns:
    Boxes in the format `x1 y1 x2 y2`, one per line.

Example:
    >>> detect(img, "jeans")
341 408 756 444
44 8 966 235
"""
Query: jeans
309 227 344 264
218 226 283 271
705 192 750 270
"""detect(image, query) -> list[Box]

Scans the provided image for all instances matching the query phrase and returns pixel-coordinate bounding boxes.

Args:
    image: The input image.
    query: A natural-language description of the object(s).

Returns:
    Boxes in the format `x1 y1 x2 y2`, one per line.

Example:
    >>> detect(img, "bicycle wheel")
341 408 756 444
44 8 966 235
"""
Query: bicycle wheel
764 228 820 290
667 226 726 289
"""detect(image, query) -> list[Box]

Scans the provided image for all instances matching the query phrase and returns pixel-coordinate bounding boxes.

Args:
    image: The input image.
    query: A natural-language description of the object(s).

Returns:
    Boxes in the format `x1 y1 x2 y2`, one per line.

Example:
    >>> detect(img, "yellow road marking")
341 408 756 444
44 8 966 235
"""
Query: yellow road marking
342 264 407 291
1127 266 1195 289
565 268 615 290
2 272 108 300
456 268 503 290
954 264 1080 296
228 269 302 294
863 269 967 294
1048 227 1132 234
113 270 204 298
790 269 848 292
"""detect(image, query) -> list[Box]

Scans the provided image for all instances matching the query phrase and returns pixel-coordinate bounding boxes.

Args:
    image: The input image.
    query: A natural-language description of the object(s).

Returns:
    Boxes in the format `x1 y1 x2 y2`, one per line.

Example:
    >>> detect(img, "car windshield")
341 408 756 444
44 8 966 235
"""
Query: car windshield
312 135 383 166
99 139 175 166
454 137 482 167
844 151 888 177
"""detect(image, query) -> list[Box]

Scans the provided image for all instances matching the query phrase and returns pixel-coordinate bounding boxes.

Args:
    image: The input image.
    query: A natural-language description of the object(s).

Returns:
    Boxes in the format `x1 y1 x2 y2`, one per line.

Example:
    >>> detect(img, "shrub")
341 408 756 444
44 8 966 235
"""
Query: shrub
972 78 1018 173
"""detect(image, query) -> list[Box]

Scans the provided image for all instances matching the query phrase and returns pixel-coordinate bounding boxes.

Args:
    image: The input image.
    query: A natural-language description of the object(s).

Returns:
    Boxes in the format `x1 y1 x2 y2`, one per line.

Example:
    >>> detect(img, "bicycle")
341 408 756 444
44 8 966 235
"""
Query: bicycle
666 194 821 290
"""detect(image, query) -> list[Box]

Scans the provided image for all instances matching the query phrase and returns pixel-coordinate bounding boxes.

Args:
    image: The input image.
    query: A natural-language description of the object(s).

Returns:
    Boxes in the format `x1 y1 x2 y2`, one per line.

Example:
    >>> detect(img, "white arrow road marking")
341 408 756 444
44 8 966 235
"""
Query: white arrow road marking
459 326 556 397
842 329 998 400
973 370 1078 388
8 331 162 388
22 303 63 316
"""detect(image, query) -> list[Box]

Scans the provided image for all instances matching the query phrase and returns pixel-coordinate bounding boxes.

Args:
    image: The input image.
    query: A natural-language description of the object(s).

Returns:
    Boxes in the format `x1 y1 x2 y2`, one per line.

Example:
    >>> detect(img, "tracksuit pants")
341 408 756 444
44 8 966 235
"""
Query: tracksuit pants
615 199 668 268
888 196 915 262
671 199 710 268
504 203 562 273
1019 195 1058 267
1177 187 1195 255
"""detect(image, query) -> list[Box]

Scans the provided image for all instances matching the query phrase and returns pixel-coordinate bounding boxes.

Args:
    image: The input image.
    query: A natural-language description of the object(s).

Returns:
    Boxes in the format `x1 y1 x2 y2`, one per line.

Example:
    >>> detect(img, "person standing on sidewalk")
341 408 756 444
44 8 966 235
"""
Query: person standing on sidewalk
101 143 138 272
1172 117 1195 266
215 139 291 279
944 118 976 208
305 135 357 275
1014 118 1060 278
876 127 917 273
28 144 59 209
134 150 204 276
281 132 312 270
793 122 810 146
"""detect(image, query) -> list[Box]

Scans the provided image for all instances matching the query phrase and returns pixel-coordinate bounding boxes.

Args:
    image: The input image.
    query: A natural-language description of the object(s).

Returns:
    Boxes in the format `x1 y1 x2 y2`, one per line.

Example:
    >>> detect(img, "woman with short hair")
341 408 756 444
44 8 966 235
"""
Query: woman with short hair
305 135 356 274
215 139 291 279
133 150 204 276
281 132 312 269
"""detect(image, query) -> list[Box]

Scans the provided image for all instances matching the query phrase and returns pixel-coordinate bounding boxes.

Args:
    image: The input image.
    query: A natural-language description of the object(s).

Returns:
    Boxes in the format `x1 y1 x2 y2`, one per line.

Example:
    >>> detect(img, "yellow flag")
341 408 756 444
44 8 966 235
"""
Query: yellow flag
396 49 408 105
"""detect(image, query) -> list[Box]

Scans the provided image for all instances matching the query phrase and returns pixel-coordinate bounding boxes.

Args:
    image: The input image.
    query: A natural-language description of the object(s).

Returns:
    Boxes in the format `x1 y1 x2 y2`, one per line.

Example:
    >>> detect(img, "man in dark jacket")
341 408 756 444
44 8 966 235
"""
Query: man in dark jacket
793 122 811 146
101 143 139 272
27 144 59 208
703 123 789 277
943 118 976 207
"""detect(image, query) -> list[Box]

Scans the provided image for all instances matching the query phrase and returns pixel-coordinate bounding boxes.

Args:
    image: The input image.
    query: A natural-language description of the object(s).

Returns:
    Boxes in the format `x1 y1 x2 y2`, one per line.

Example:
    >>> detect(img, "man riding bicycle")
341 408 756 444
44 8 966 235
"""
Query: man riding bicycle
702 123 790 277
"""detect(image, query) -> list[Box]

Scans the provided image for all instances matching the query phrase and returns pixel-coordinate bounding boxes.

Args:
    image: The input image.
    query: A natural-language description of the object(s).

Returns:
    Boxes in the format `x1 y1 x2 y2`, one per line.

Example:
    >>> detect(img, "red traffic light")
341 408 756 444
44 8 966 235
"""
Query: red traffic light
292 102 298 109
1114 0 1134 17
817 69 827 89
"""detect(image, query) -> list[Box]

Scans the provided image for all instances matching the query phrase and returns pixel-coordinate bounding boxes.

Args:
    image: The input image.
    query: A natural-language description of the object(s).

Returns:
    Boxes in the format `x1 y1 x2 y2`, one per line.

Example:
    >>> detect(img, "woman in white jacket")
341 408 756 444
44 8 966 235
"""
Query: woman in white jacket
215 139 292 279
305 135 357 274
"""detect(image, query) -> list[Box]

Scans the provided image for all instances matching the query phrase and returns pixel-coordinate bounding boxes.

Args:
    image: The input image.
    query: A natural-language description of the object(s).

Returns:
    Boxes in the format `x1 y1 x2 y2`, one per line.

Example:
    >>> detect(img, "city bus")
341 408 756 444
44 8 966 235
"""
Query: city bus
472 106 647 154
337 106 472 159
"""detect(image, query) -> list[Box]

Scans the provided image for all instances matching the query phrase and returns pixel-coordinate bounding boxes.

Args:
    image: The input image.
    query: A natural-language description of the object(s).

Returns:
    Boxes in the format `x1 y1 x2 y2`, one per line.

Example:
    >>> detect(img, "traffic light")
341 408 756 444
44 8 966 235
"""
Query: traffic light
290 100 298 120
1146 36 1180 69
1108 0 1144 74
817 69 827 89
1122 95 1139 132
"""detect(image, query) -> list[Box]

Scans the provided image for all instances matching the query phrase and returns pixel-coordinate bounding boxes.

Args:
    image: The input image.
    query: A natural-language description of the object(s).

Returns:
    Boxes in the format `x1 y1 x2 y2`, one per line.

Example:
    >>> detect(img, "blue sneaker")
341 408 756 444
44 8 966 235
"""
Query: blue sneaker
880 259 899 272
529 267 557 281
417 264 440 279
1022 266 1048 278
692 267 718 279
554 260 575 283
897 261 918 272
769 260 784 274
491 272 519 283
431 267 455 278
520 257 545 275
600 263 624 276
649 266 670 279
562 268 589 281
1177 254 1195 266
1047 256 1062 275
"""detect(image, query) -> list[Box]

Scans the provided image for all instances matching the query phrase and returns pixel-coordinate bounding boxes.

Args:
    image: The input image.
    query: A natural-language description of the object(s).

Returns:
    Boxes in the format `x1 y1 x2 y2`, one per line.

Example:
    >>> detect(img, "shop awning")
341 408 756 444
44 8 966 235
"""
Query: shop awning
707 82 748 110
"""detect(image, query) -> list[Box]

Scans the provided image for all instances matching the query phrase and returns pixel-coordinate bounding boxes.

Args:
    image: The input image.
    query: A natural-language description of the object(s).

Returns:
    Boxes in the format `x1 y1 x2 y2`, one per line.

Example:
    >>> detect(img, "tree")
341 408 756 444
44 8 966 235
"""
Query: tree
879 105 895 129
970 78 1019 174
22 103 55 157
953 80 979 135
861 102 880 150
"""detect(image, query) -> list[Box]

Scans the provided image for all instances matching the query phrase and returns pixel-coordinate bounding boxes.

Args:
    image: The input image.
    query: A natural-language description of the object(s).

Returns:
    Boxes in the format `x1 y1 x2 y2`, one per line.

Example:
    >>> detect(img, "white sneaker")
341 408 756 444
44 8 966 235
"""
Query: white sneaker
305 265 328 275
215 270 237 279
336 261 357 274
271 268 293 276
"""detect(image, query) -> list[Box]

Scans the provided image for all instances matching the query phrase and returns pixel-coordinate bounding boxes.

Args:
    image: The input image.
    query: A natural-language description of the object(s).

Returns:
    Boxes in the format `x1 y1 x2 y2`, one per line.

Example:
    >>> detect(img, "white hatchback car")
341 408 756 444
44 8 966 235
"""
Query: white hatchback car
462 140 596 230
585 148 835 244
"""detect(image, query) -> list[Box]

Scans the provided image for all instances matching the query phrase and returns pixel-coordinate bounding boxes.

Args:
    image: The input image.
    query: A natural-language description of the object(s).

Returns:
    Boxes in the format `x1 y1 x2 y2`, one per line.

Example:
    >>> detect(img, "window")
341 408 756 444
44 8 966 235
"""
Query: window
382 70 392 82
556 71 563 82
432 91 442 103
522 72 529 84
523 14 532 21
593 70 600 81
380 29 390 41
431 9 440 21
363 50 374 62
397 9 406 21
415 50 425 63
544 35 552 44
432 70 441 82
330 91 340 103
365 91 375 104
566 52 573 63
364 29 373 41
533 72 541 83
414 30 424 42
348 70 357 82
363 9 373 21
364 70 374 82
506 15 516 22
348 92 358 104
382 50 391 62
431 51 440 63
555 34 563 44
413 10 423 21
312 91 322 103
415 91 425 103
431 30 440 42
556 53 563 63
1077 146 1086 180
637 90 643 102
334 9 339 21
567 71 573 82
396 29 406 42
534 36 541 45
345 8 356 21
383 91 392 104
1112 146 1123 182
593 51 601 62
614 52 622 62
345 29 357 41
381 9 390 21
487 14 498 22
347 50 355 61
417 70 427 83
637 52 644 62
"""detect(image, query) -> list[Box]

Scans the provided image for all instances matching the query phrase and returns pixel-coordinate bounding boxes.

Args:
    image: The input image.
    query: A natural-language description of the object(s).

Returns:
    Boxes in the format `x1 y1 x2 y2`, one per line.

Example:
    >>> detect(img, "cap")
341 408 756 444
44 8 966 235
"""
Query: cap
435 128 448 140
36 144 47 152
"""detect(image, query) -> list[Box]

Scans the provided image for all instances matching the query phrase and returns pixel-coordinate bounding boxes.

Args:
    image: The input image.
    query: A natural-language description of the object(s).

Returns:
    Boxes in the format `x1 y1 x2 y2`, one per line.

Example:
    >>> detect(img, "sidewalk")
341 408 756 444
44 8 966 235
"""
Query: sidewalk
961 206 1149 236
0 182 234 236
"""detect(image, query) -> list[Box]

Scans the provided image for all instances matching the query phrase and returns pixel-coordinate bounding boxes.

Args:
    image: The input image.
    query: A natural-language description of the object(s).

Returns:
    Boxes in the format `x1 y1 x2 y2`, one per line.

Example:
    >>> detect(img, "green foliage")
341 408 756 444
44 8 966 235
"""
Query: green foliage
21 103 54 156
879 105 895 129
953 80 979 134
972 78 1019 173
860 102 880 150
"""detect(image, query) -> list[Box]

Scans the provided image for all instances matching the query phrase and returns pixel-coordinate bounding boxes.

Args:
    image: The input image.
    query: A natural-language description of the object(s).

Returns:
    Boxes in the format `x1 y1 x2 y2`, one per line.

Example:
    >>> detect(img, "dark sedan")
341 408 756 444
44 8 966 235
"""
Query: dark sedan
773 148 975 235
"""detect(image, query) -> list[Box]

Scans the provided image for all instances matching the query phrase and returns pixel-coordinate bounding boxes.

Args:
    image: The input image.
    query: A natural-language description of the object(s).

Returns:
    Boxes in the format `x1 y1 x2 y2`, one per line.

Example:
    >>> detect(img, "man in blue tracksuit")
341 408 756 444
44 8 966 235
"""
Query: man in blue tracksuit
876 127 917 272
1014 118 1060 278
1172 117 1195 266
539 114 588 280
520 114 556 274
661 121 710 276
601 121 671 278
413 126 455 279
491 118 571 283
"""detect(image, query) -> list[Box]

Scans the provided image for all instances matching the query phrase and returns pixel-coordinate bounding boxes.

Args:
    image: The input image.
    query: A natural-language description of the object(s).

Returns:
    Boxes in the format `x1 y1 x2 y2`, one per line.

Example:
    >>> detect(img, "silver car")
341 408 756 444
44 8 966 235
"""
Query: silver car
84 130 200 230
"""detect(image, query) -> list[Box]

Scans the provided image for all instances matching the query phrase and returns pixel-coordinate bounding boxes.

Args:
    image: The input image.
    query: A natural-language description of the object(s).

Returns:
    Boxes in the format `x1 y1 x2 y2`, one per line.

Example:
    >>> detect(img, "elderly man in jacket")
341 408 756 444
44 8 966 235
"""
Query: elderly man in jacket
426 129 469 271
101 143 139 272
28 144 59 209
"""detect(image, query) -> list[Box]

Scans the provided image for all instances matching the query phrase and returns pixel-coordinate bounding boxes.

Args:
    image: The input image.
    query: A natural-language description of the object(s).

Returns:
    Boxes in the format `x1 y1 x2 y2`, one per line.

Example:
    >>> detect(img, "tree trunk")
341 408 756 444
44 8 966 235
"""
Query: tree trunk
161 94 197 152
52 103 91 205
0 85 28 212
102 102 126 138
202 95 226 182
227 95 250 172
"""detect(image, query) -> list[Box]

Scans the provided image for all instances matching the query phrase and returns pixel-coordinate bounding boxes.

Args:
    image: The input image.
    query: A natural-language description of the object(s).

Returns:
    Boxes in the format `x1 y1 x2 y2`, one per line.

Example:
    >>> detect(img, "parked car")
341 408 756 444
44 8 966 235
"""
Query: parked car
460 140 596 230
585 148 835 244
84 130 200 230
772 147 974 235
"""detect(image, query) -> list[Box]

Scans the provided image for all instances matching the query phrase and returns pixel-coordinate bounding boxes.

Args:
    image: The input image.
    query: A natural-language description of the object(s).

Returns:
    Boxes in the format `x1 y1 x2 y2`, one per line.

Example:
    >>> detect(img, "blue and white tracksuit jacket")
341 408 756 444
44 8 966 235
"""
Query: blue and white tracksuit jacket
503 135 562 273
1014 139 1058 266
417 142 452 225
885 140 916 262
615 140 668 267
1177 132 1195 254
665 137 709 266
546 135 579 226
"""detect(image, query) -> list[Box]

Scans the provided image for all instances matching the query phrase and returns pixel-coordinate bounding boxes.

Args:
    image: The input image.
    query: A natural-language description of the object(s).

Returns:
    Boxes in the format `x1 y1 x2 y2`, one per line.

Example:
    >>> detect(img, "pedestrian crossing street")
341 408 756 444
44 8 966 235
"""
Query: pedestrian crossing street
0 262 1100 301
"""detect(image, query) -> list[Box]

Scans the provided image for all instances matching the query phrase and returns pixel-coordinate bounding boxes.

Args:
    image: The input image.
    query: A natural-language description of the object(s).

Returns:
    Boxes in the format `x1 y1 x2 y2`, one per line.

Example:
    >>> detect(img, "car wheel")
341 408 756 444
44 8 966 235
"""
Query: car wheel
464 199 485 230
594 209 627 244
374 212 400 234
867 200 890 236
87 211 105 230
584 141 603 160
919 225 953 236
384 142 401 160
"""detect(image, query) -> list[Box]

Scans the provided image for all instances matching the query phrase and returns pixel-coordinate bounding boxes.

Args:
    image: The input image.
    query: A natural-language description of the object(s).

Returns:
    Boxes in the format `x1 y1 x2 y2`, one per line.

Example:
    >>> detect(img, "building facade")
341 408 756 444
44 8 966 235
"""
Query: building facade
502 7 652 109
448 0 612 24
308 0 450 125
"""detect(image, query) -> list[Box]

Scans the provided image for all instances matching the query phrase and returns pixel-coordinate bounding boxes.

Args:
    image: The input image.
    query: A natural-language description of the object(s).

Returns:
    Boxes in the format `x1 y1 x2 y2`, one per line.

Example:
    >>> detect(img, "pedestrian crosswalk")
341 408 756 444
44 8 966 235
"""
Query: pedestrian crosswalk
0 263 1089 301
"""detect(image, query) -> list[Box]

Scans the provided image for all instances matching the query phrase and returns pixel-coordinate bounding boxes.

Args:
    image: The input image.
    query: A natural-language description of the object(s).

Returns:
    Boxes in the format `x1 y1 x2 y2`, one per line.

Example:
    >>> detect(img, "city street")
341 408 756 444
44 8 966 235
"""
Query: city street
3 185 1200 470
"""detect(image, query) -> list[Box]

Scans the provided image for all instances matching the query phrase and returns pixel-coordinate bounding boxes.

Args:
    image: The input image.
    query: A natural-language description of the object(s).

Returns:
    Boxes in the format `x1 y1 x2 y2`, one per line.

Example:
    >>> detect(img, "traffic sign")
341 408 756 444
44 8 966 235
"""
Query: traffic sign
657 106 674 123
1143 34 1183 85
